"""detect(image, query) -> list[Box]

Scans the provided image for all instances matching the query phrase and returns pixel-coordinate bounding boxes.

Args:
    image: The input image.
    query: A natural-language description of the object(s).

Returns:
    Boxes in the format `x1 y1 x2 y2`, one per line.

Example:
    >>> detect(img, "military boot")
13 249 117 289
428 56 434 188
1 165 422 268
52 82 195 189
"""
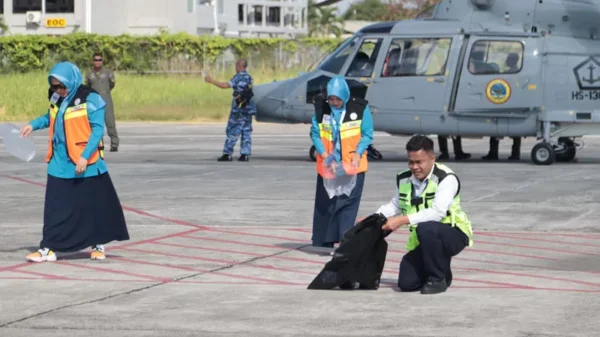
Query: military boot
508 137 521 161
217 154 232 162
452 137 471 160
482 137 499 160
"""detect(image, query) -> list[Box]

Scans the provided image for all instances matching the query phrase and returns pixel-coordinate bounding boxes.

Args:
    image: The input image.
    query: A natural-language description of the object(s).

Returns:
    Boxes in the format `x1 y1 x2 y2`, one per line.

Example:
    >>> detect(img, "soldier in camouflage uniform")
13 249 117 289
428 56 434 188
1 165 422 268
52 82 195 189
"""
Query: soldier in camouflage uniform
85 52 119 152
205 59 256 162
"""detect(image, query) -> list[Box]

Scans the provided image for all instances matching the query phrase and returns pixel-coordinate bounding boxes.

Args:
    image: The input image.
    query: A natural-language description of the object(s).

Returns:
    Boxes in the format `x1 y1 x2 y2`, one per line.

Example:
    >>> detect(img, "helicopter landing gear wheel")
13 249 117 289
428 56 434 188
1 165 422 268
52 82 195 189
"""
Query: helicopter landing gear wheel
367 145 383 161
531 142 556 165
555 137 576 162
310 145 317 161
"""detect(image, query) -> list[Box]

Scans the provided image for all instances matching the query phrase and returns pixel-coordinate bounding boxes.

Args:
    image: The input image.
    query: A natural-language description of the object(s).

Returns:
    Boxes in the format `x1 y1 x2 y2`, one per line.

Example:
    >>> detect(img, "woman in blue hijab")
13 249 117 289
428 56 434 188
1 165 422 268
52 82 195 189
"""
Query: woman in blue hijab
20 62 130 262
309 76 374 247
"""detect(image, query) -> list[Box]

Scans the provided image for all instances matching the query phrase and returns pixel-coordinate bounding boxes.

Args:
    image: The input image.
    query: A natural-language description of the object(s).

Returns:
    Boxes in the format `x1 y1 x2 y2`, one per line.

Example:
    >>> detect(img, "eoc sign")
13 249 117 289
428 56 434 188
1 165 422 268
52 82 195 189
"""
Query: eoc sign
45 18 66 28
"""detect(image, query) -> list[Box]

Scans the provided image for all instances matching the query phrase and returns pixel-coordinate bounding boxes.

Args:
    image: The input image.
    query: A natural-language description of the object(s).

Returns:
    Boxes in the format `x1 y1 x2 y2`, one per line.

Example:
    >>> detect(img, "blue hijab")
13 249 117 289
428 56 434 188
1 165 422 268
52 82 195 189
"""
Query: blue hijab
325 75 350 167
48 62 83 144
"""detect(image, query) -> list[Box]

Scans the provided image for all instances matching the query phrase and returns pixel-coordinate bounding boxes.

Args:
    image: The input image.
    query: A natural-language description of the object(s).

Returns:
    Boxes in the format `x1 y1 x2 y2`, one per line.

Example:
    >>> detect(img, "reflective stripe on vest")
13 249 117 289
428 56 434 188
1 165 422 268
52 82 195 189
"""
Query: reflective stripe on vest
314 97 368 177
46 90 104 165
397 162 473 251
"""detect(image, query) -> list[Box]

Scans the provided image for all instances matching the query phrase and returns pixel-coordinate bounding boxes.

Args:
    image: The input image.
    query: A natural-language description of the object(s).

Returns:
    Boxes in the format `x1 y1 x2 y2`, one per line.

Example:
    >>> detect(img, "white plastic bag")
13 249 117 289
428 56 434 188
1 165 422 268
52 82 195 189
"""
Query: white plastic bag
0 123 37 162
321 156 358 199
323 172 357 199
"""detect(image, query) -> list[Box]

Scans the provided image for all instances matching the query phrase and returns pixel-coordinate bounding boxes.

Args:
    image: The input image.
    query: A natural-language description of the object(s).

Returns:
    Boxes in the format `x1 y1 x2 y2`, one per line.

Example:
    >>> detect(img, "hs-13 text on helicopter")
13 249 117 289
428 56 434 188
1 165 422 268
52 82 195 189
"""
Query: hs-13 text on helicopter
251 0 600 165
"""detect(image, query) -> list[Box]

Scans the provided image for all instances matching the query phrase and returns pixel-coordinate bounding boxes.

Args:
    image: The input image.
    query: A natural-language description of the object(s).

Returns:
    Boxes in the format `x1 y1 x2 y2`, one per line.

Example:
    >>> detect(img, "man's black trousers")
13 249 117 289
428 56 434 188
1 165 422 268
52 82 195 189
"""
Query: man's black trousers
397 221 469 291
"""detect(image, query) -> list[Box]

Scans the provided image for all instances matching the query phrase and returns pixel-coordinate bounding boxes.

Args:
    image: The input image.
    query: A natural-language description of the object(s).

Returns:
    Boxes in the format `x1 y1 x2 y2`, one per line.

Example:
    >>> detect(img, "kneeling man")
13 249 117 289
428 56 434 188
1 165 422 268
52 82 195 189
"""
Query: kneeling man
377 135 474 294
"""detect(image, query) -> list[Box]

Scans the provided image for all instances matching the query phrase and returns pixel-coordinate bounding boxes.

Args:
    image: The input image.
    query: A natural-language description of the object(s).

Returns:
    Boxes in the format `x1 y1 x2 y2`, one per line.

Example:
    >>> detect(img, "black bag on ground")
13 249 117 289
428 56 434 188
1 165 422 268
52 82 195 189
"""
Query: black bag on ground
307 213 391 290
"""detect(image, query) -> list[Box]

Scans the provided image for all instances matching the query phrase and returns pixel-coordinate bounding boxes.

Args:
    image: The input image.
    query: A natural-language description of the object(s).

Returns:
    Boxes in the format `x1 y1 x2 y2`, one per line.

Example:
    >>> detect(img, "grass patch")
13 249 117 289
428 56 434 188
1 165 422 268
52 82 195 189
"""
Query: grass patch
0 68 301 122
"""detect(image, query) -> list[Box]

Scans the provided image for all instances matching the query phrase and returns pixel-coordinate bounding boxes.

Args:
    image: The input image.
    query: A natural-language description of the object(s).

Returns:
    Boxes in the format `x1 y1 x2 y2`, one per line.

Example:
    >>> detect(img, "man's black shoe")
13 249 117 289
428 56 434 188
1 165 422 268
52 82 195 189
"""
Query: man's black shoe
238 155 249 162
218 154 232 162
482 154 498 160
455 152 471 160
420 278 448 295
110 147 118 152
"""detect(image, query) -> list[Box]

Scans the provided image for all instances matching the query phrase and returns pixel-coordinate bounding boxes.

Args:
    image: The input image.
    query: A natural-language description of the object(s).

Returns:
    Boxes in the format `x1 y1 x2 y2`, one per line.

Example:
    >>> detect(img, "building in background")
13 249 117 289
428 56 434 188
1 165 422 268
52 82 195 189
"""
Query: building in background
0 0 308 37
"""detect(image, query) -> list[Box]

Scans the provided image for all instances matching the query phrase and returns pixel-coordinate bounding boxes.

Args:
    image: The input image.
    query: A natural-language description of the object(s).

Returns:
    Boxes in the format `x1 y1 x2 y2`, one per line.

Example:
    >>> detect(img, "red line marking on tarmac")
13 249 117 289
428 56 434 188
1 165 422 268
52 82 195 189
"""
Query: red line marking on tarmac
111 228 205 250
112 257 302 286
56 261 172 282
206 228 307 243
183 234 600 275
470 240 600 256
0 276 40 280
3 175 46 187
476 232 600 248
14 269 70 280
455 267 600 288
508 232 600 239
171 235 600 291
0 263 32 272
116 247 316 276
147 239 545 290
120 206 208 229
183 235 307 250
201 228 566 262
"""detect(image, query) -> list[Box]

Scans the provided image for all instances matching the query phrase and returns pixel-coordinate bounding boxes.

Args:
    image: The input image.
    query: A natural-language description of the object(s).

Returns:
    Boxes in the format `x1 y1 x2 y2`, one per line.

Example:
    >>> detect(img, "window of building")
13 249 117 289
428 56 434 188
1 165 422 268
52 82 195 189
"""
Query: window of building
267 7 280 26
45 0 74 13
467 40 524 75
1 1 4 14
13 0 42 13
381 38 452 77
13 0 74 14
346 37 384 78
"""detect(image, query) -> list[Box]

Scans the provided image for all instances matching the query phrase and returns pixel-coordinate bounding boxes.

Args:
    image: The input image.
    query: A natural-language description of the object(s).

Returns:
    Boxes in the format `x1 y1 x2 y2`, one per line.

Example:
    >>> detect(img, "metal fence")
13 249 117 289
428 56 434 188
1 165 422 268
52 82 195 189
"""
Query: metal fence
121 43 330 75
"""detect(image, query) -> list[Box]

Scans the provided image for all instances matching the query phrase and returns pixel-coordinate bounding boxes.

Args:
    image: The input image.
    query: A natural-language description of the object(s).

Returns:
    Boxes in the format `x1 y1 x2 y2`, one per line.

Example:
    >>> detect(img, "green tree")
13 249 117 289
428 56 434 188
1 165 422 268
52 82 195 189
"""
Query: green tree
343 0 440 22
342 0 388 21
307 0 344 38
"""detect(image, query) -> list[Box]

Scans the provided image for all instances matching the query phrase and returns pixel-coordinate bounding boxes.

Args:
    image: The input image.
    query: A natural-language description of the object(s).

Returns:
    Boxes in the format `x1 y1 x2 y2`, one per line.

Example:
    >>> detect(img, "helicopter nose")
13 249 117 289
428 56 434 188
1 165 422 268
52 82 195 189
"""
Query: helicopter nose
253 80 286 123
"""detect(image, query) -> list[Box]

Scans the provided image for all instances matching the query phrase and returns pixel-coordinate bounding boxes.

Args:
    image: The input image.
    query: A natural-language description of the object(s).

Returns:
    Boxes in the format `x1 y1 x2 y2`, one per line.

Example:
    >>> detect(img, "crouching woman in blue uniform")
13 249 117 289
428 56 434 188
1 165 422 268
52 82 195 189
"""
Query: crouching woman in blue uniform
309 75 374 247
20 62 130 262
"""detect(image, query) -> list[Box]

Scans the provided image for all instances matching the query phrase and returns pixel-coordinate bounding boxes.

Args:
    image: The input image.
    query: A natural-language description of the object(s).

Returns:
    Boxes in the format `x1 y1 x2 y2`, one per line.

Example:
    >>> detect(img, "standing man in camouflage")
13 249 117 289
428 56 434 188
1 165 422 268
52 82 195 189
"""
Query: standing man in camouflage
86 52 119 152
205 59 256 162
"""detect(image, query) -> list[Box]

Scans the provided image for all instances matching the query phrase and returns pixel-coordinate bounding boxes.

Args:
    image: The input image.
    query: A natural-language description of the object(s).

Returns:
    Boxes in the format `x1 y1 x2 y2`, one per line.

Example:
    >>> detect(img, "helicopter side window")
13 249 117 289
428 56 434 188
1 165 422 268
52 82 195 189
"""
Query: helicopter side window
467 40 524 75
345 38 383 78
318 35 362 74
380 38 451 77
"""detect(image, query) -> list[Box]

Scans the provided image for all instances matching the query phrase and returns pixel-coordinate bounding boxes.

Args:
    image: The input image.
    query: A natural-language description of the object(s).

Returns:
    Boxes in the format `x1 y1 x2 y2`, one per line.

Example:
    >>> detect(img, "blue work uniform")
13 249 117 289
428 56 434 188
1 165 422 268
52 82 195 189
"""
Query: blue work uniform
223 70 256 156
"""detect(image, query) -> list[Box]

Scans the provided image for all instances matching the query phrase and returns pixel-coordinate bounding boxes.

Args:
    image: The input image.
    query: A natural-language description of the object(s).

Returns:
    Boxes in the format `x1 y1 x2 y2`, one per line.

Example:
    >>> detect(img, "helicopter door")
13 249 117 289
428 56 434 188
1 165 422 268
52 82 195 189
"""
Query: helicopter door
452 37 540 125
352 36 454 134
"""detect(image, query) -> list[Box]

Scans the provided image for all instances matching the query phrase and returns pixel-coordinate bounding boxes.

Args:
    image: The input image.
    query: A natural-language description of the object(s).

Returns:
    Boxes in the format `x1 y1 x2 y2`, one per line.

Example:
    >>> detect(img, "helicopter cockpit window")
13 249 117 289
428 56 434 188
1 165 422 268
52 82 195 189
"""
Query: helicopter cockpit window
467 40 524 75
345 38 383 78
318 35 362 74
381 38 451 77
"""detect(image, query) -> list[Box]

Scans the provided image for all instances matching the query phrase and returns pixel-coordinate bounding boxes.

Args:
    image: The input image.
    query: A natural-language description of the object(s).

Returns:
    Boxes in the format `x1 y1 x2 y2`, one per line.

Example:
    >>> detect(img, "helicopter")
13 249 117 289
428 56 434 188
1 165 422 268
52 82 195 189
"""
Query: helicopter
252 0 600 165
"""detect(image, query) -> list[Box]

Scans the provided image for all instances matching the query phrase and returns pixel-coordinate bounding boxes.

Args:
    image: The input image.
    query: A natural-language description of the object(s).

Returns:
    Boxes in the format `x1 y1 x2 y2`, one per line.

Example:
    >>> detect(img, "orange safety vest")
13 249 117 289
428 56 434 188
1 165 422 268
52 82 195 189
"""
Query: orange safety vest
313 95 369 177
46 86 105 164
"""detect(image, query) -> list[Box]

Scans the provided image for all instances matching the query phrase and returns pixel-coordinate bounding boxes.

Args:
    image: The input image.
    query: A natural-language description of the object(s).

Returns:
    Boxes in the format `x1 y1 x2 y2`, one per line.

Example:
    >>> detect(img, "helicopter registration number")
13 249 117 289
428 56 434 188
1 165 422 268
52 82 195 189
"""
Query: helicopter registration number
571 91 600 100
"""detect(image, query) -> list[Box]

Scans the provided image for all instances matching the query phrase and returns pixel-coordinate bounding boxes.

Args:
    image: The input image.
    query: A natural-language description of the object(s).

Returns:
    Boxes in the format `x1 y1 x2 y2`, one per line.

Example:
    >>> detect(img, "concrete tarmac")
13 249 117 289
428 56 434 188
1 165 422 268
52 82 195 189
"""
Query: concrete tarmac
1 122 600 337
